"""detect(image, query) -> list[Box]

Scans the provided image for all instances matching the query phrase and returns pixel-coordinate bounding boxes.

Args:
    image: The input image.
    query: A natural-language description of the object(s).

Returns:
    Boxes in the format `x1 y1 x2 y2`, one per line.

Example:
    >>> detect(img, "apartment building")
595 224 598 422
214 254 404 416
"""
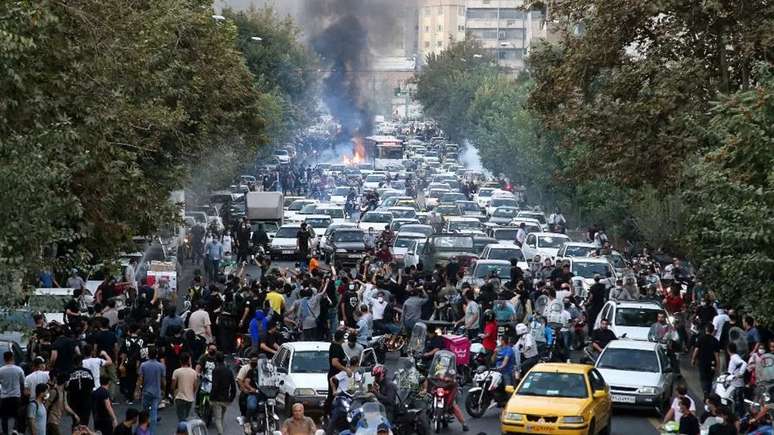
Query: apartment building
418 0 467 63
465 0 528 70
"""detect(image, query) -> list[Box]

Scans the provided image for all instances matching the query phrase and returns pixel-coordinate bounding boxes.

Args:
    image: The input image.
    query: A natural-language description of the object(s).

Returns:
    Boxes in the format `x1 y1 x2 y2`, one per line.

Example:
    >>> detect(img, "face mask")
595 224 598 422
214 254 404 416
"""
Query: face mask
349 284 355 290
43 392 50 400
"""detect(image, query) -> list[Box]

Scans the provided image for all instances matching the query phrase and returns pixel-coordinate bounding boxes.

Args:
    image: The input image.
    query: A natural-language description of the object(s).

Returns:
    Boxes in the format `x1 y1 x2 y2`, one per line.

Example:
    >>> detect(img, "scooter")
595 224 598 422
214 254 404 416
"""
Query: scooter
237 386 281 434
464 367 509 418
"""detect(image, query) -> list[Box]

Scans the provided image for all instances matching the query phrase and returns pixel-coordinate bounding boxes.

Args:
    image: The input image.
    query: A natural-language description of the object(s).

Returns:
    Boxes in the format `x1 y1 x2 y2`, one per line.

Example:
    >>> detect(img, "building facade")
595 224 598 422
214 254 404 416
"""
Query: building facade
464 0 528 70
417 0 467 63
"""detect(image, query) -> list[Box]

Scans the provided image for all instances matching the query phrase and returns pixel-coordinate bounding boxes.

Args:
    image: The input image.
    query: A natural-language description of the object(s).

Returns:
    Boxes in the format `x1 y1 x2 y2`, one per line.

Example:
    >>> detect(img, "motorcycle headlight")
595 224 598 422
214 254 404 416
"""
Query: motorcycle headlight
561 416 584 424
293 388 316 397
637 386 658 395
503 412 523 422
267 399 276 406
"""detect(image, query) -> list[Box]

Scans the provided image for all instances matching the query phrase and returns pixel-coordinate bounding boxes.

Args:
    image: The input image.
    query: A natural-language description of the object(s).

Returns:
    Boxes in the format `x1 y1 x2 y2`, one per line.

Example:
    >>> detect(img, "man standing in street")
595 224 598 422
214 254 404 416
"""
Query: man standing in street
210 352 236 435
455 290 480 339
515 223 527 247
171 353 197 422
204 236 224 283
188 302 213 343
296 223 313 272
0 351 25 435
692 324 720 397
235 217 252 264
135 347 165 435
281 403 317 435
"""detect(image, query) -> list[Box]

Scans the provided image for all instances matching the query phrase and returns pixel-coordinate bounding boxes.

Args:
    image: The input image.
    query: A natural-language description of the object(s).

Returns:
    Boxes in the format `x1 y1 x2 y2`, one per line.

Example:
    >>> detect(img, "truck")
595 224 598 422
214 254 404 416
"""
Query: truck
246 191 284 238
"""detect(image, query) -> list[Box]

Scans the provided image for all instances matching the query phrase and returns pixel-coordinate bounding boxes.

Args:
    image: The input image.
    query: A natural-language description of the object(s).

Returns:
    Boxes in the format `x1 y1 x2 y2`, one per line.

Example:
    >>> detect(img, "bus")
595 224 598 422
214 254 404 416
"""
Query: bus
363 135 404 170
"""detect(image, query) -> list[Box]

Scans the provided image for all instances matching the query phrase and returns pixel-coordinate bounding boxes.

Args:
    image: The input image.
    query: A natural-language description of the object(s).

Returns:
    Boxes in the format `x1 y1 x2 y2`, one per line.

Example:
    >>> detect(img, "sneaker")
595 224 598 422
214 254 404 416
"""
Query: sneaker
462 425 469 432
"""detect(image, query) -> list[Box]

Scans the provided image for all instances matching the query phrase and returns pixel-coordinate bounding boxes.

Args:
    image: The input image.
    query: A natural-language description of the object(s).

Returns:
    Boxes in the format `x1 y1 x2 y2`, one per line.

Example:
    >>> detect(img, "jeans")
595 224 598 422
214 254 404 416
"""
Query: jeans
328 310 338 336
560 330 572 351
212 401 230 435
142 392 160 435
210 259 220 281
175 399 192 421
0 396 19 435
246 394 258 418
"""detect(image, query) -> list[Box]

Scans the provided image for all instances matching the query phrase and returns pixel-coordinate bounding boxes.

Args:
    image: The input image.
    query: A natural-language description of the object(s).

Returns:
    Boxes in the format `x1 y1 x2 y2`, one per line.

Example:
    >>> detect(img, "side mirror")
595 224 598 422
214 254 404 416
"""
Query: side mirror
593 390 606 399
505 385 515 394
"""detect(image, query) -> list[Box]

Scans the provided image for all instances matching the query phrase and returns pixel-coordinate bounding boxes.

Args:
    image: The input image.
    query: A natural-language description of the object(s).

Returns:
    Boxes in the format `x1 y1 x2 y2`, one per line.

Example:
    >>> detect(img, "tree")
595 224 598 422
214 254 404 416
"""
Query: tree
0 0 268 294
415 39 498 142
684 64 774 323
527 0 774 190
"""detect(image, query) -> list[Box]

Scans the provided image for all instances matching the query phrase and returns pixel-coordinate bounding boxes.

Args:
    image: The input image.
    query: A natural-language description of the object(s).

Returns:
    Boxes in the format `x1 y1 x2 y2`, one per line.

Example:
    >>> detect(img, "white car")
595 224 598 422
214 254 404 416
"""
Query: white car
556 242 599 260
520 232 571 261
444 216 483 235
273 149 291 164
488 206 520 225
516 210 549 231
568 257 616 295
486 196 519 217
358 211 393 232
398 224 434 238
461 259 512 288
284 199 318 221
386 206 417 220
403 239 426 269
363 173 387 190
391 232 427 265
303 214 332 233
316 205 346 225
479 244 528 271
595 339 676 412
329 186 352 206
510 218 543 234
474 187 495 208
424 188 449 209
273 342 330 415
594 300 668 341
487 227 520 247
269 223 303 259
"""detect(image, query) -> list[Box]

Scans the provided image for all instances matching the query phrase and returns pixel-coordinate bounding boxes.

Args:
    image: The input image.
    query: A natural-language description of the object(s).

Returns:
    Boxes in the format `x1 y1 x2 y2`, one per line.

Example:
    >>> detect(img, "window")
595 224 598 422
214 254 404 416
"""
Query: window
458 6 465 15
467 8 498 19
458 25 465 31
424 41 430 48
471 29 498 40
500 8 524 19
437 41 443 47
437 24 443 31
589 369 607 392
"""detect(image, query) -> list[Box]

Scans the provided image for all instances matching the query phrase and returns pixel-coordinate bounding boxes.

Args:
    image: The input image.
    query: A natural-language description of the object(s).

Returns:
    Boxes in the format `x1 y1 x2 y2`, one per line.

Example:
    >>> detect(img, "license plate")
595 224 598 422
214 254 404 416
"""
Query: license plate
524 424 552 432
611 394 636 404
282 250 295 254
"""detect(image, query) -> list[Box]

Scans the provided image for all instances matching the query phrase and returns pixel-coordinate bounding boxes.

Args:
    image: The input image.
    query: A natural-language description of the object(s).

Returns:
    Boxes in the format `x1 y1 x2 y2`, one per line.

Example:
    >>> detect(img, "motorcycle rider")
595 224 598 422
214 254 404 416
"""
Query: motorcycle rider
423 328 445 363
236 356 260 418
514 323 539 376
370 365 398 420
495 335 516 386
251 224 270 257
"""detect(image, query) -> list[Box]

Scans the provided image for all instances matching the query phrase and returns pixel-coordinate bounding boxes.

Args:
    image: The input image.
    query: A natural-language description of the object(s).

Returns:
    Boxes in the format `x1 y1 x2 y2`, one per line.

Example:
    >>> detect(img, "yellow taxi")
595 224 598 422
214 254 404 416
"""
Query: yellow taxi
500 363 612 435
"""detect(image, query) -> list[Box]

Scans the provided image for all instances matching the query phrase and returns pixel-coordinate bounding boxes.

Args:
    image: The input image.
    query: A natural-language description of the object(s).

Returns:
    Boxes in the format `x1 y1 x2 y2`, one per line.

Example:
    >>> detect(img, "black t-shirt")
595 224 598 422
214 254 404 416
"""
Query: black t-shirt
65 299 80 325
697 305 717 326
695 333 720 370
679 413 700 435
297 230 311 251
589 284 606 310
591 328 617 349
341 291 359 325
708 423 737 435
92 387 111 421
264 331 280 350
66 368 95 404
478 288 496 311
91 330 118 357
328 342 347 377
197 354 217 379
52 336 77 373
426 335 445 353
114 424 133 435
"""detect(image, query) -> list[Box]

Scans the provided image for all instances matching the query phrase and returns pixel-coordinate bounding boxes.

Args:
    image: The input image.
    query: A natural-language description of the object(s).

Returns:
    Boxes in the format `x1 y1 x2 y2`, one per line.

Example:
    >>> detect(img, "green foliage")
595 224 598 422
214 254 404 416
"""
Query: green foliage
415 39 498 142
0 0 269 296
683 64 774 323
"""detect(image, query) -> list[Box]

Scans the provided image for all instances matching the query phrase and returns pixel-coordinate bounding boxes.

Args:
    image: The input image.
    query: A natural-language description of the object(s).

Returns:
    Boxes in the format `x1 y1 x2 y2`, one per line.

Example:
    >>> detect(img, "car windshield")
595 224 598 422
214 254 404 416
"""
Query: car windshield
291 350 329 374
473 264 511 279
491 198 517 208
428 189 448 198
478 189 494 197
400 225 433 237
432 237 473 249
333 187 350 196
449 220 481 231
441 193 465 202
288 201 312 211
362 213 392 223
494 229 518 241
565 245 597 257
519 212 546 224
457 202 479 212
252 223 278 233
305 218 330 228
436 206 460 215
538 236 567 248
333 231 364 243
394 237 421 248
571 261 611 278
597 349 660 372
493 208 519 217
321 208 344 219
607 253 627 268
275 227 300 238
615 308 663 327
365 174 386 182
390 209 416 219
486 248 524 261
517 372 588 399
299 204 317 214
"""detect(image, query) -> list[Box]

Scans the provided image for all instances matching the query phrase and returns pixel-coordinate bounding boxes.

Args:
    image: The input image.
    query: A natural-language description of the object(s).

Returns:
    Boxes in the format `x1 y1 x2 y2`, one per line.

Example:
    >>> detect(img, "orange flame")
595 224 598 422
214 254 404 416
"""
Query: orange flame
342 135 366 166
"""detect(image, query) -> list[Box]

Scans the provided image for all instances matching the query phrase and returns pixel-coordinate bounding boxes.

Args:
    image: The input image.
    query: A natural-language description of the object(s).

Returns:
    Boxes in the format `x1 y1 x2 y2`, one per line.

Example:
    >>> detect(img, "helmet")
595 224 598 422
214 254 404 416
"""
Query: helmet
371 364 386 380
515 323 528 335
484 309 495 322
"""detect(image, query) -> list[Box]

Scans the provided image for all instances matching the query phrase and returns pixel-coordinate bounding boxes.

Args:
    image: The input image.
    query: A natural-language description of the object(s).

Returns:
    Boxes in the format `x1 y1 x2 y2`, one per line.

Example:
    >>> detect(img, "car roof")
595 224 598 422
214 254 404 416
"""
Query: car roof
446 216 481 222
395 232 426 239
530 232 570 237
512 218 541 224
609 300 664 310
484 243 520 251
279 223 302 229
303 214 332 220
604 339 660 351
530 362 592 374
562 242 597 248
474 259 511 266
282 341 331 352
569 257 611 264
388 206 415 211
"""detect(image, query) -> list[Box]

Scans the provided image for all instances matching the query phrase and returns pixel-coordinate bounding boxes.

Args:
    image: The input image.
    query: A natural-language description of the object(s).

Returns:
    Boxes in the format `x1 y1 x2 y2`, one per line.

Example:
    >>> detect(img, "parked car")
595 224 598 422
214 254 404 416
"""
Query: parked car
273 342 330 417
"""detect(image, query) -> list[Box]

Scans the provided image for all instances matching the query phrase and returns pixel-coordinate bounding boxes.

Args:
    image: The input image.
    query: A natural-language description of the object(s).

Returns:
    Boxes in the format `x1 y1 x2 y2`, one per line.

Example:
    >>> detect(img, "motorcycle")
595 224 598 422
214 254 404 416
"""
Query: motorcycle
238 386 280 435
464 366 509 418
712 372 742 410
428 350 458 433
393 388 431 435
196 372 213 426
342 402 394 435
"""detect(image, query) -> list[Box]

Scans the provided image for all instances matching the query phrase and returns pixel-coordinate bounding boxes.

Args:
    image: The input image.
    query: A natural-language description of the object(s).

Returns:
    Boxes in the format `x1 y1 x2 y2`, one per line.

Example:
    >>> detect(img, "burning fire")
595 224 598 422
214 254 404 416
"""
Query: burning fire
342 135 366 166
341 153 363 165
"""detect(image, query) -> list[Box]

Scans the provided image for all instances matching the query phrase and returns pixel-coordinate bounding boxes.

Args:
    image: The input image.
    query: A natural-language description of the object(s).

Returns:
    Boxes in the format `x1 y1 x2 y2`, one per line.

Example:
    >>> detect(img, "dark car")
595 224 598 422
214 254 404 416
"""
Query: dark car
419 234 478 268
322 228 367 268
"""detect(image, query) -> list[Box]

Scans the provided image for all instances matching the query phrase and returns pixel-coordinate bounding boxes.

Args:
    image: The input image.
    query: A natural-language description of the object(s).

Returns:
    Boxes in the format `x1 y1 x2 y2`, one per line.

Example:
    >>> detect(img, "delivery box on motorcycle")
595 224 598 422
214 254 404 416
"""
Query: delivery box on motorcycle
442 334 471 366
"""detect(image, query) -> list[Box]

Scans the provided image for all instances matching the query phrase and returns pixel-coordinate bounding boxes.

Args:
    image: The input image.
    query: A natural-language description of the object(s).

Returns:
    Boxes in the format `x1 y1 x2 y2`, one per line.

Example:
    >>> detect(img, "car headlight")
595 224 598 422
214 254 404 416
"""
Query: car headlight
503 412 523 422
637 386 659 395
561 416 585 424
293 388 316 397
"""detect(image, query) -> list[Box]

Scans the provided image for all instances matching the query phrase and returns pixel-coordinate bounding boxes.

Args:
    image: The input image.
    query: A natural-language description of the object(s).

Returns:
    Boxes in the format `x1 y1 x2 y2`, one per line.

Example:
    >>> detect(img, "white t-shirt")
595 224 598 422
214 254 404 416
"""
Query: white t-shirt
371 299 388 320
24 371 49 395
189 309 212 338
712 313 730 341
517 333 538 359
728 353 748 387
669 396 695 423
333 371 351 394
82 358 105 390
464 301 480 330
